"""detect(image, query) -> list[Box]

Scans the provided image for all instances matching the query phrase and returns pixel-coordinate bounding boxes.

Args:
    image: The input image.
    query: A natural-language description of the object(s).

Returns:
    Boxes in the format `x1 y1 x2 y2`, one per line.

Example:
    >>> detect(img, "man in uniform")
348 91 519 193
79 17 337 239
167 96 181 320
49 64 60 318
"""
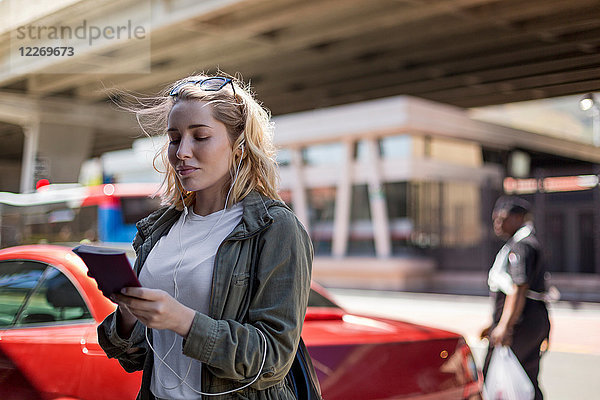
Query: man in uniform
481 196 551 400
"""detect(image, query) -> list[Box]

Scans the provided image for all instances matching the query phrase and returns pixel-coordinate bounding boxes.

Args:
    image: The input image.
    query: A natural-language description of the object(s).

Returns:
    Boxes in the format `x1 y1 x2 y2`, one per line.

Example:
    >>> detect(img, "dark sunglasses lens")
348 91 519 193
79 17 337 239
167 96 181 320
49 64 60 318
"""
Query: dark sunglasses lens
199 77 230 91
169 77 233 96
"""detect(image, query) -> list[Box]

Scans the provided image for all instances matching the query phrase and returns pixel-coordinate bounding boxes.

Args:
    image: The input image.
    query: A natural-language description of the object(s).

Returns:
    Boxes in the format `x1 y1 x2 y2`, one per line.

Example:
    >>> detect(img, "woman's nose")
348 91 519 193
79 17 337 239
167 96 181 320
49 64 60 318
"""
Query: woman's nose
176 137 192 159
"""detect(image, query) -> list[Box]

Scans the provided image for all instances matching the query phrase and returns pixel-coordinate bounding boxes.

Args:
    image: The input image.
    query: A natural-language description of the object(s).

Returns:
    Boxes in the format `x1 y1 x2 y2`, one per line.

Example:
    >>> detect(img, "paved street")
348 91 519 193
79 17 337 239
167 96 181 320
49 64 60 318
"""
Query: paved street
330 288 600 400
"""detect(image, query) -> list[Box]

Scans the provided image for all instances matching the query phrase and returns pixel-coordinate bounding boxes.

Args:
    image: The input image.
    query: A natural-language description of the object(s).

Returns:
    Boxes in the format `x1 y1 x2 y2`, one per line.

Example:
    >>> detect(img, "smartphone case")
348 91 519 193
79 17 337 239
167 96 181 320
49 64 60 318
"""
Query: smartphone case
72 244 141 297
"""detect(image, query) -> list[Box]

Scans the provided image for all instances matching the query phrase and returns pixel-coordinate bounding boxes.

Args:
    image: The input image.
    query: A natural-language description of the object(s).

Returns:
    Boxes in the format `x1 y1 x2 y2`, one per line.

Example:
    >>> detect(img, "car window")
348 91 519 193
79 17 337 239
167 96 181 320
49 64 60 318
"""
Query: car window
0 260 47 327
15 266 91 326
308 288 340 309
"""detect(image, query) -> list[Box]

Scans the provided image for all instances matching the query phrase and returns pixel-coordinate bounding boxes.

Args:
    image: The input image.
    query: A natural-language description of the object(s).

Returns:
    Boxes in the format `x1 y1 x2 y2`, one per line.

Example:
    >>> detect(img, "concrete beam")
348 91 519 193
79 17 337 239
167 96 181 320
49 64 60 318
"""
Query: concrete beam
272 95 600 164
0 0 245 86
0 92 137 131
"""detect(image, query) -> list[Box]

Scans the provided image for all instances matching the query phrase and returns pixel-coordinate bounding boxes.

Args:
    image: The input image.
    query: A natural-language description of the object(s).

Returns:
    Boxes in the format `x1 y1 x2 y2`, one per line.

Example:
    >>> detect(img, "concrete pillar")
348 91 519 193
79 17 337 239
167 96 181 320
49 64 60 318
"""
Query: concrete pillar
364 138 391 258
290 148 309 231
534 169 546 250
20 122 39 193
594 166 600 274
35 122 95 184
332 141 353 258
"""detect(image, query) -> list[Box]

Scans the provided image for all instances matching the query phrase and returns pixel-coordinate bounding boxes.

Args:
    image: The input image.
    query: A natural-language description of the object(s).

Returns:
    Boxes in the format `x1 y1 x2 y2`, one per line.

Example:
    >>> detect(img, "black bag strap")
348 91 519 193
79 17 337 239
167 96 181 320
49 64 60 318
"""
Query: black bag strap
286 337 323 399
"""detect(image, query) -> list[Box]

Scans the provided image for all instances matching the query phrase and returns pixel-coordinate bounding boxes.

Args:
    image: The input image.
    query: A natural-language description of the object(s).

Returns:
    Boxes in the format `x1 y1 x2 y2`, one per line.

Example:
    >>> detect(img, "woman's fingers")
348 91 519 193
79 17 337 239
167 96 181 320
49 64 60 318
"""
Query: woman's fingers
111 288 193 335
120 286 160 299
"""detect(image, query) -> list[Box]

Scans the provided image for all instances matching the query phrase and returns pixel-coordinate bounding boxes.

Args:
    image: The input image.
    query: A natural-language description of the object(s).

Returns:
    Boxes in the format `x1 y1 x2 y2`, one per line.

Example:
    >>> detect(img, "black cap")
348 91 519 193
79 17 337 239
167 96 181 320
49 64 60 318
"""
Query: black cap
493 196 531 215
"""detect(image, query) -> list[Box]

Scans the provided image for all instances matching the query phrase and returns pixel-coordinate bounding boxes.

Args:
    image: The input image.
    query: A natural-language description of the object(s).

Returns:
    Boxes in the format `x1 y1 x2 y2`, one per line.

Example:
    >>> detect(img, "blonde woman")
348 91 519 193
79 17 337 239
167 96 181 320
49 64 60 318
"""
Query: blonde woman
98 75 313 399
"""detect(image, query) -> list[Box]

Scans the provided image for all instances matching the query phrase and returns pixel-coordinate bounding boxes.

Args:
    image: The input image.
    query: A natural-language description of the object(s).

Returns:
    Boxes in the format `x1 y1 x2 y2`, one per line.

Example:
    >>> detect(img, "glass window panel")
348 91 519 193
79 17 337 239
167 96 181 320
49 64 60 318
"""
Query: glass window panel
120 196 161 224
380 135 412 158
384 182 414 254
429 137 482 167
307 289 340 309
276 148 291 166
385 182 408 219
307 187 336 255
0 261 46 327
0 203 100 245
15 266 91 326
440 181 482 247
348 184 375 255
409 181 442 249
355 140 368 162
302 143 343 166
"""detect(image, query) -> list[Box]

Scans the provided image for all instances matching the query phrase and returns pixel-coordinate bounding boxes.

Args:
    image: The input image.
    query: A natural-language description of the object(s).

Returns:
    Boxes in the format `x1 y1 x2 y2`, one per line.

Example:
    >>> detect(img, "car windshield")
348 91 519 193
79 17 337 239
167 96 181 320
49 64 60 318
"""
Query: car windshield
308 288 340 309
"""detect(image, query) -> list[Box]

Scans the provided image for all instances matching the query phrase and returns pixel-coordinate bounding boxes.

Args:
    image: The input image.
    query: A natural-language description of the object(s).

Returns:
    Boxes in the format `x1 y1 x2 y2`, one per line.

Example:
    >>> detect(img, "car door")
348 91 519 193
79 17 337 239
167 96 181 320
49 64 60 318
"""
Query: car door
0 259 93 399
77 324 141 400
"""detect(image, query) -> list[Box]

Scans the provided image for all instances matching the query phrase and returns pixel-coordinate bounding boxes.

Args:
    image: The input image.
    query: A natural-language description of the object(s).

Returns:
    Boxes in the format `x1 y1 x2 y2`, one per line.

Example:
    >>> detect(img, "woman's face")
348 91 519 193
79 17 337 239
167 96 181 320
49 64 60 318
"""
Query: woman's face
167 100 233 197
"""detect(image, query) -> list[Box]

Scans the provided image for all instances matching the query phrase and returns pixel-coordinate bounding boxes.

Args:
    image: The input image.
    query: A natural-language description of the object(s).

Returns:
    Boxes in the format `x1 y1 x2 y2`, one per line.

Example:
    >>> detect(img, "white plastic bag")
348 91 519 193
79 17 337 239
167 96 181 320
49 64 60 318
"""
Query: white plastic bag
483 346 534 400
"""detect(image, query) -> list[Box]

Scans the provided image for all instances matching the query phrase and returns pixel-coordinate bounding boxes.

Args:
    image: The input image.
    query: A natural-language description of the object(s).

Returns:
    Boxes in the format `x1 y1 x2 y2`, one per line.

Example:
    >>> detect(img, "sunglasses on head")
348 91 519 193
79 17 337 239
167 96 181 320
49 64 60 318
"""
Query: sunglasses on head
169 77 236 97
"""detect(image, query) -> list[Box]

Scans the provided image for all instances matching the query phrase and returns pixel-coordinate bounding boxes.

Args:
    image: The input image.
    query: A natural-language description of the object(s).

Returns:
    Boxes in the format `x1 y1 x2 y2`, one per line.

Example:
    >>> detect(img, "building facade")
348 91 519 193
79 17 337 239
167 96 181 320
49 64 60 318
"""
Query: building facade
272 96 600 299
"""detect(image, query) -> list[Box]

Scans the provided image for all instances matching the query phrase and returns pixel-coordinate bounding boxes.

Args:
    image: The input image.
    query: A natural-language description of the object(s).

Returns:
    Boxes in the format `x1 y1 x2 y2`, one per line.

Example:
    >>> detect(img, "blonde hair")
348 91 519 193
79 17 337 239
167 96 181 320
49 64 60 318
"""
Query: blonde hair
126 73 281 210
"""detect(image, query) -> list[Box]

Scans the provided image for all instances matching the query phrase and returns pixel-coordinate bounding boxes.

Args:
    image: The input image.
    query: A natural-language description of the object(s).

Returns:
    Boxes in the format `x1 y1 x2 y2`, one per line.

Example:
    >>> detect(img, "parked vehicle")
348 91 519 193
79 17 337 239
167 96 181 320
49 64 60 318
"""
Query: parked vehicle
0 183 161 247
0 245 482 399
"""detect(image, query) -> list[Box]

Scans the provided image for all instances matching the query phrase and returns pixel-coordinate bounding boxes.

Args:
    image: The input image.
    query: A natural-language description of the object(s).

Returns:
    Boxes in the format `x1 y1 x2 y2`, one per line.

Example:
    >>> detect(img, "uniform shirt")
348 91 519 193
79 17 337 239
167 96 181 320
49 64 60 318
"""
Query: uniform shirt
491 223 547 325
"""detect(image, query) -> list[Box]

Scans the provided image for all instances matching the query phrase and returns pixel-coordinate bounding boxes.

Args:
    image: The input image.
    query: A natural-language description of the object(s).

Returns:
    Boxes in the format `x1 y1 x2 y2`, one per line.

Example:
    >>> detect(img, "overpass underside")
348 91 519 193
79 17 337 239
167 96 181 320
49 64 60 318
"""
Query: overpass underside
0 0 599 191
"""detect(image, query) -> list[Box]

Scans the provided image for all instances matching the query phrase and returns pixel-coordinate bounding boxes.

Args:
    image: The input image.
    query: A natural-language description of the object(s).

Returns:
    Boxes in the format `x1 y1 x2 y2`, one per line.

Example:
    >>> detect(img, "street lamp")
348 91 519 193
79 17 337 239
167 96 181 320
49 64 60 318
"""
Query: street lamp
579 93 600 147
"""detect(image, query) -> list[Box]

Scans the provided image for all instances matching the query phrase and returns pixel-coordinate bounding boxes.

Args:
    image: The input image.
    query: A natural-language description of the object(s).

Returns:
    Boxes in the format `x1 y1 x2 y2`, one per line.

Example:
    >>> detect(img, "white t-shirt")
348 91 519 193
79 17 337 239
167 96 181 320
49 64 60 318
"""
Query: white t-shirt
139 202 243 400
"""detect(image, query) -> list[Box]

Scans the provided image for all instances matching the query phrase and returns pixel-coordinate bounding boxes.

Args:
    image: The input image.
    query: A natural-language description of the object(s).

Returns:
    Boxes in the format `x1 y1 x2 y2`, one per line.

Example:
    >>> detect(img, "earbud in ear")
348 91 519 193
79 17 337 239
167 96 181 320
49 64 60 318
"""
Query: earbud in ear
179 186 189 216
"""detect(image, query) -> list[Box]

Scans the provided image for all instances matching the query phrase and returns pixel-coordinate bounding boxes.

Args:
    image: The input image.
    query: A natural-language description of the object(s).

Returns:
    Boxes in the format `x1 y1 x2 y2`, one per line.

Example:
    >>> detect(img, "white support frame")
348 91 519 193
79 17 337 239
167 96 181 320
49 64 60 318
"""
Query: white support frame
20 121 40 193
364 138 391 258
332 141 353 258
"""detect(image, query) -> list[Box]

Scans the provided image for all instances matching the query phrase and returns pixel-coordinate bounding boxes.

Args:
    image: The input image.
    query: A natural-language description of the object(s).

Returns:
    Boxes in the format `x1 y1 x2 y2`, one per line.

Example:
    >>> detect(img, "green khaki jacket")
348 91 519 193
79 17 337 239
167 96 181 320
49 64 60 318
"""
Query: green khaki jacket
97 191 313 399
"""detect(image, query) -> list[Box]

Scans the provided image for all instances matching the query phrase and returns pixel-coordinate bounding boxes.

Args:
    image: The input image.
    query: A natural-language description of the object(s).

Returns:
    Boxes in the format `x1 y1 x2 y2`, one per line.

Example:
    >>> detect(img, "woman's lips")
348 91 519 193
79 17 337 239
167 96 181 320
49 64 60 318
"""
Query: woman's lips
177 167 198 176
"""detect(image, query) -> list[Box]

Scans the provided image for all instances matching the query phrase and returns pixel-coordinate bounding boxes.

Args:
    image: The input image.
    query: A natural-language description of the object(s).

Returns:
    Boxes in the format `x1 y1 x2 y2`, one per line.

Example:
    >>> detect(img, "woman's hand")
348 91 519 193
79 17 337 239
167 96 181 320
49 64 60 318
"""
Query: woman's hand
112 287 196 338
114 301 138 339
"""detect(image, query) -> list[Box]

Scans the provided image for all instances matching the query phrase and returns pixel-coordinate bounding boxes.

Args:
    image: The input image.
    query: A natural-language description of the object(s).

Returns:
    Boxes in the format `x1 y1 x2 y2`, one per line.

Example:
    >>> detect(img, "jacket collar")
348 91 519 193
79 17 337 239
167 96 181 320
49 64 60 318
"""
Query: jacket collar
228 191 283 239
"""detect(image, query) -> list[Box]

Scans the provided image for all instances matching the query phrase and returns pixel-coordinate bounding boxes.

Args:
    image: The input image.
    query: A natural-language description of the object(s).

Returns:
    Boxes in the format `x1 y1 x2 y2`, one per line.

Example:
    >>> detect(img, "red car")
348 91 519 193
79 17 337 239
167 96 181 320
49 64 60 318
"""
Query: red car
0 245 482 399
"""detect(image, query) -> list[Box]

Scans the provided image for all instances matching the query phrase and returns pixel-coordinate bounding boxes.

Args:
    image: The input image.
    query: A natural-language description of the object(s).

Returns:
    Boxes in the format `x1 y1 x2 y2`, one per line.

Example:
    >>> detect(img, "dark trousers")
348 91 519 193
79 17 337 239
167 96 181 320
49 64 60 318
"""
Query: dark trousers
483 313 550 400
